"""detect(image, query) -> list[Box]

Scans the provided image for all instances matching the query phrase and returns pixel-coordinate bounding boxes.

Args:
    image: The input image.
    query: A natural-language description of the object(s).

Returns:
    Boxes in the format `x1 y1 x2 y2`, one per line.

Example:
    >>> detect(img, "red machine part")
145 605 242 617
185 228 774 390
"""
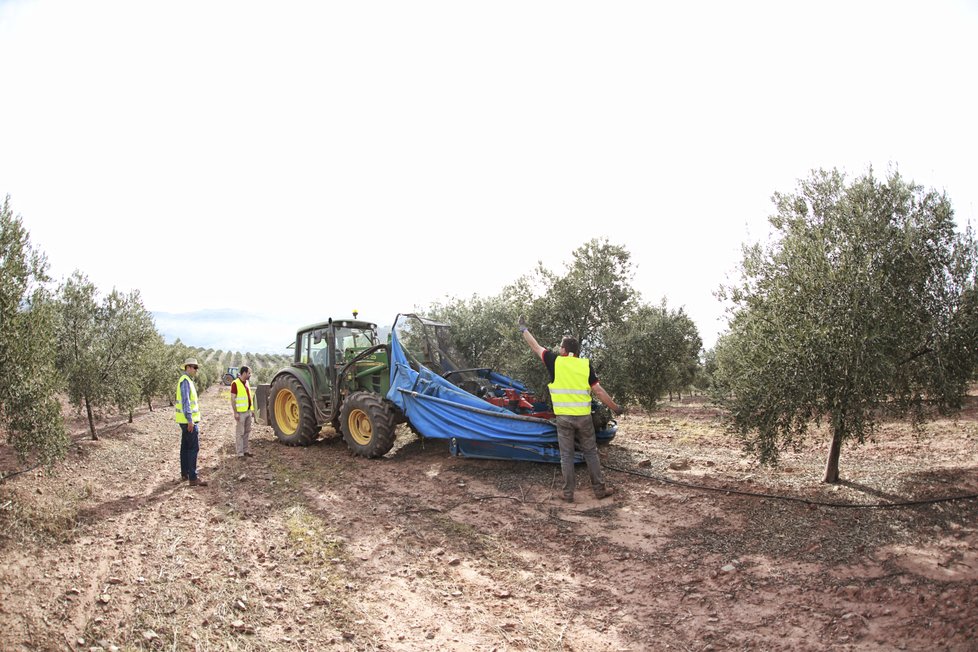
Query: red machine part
485 388 554 419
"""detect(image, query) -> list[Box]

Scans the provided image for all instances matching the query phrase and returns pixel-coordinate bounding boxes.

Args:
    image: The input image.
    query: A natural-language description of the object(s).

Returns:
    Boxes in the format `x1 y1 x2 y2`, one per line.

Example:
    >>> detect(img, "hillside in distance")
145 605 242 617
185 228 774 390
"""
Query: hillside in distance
180 345 292 371
154 309 297 354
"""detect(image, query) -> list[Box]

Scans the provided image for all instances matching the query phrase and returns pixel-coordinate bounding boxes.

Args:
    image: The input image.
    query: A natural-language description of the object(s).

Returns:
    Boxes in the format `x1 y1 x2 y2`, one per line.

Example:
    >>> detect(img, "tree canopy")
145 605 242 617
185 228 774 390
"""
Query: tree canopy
524 238 639 356
0 196 68 465
601 302 702 409
425 238 704 408
714 168 978 482
56 272 160 439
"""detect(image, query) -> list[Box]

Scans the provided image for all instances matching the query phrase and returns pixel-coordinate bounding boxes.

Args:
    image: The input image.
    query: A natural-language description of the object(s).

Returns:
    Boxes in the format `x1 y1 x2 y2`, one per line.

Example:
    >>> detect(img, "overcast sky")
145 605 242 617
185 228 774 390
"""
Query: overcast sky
1 0 976 353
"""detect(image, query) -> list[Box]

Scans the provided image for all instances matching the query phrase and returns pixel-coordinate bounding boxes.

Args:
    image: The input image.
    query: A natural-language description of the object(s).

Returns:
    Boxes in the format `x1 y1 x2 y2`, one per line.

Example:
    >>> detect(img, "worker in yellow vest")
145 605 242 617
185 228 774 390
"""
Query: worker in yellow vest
175 358 207 487
230 366 255 458
519 315 623 503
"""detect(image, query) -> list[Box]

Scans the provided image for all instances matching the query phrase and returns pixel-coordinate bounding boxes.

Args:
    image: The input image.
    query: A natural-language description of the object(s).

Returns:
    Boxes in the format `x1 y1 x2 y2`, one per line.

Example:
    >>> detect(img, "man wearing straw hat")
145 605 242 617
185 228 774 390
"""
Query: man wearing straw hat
175 358 208 486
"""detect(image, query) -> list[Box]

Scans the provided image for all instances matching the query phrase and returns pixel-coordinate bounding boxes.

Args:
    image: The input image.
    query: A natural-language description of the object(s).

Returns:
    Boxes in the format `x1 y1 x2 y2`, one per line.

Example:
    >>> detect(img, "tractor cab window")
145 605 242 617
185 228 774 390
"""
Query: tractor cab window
299 329 329 366
335 327 376 364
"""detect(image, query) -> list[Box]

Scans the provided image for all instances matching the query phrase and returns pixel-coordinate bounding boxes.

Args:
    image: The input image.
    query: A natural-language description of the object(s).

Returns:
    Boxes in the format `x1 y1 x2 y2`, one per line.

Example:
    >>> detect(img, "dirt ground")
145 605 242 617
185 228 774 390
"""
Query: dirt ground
1 387 977 652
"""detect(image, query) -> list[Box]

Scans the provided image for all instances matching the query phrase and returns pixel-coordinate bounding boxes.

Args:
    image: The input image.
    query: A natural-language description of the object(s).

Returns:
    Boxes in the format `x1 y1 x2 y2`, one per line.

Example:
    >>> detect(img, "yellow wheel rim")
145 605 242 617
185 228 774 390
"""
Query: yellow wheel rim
275 388 300 435
348 408 373 446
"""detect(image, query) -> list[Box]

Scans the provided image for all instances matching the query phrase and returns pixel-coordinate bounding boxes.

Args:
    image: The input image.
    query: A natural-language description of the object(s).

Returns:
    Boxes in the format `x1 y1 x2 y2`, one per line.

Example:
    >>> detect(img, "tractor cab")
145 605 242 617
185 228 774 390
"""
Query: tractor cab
293 319 388 404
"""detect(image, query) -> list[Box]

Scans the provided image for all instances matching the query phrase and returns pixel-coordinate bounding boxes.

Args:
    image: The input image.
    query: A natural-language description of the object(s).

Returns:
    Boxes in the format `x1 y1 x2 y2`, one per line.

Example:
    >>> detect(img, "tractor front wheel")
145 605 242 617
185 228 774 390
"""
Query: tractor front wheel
340 392 397 458
223 373 235 386
269 374 318 446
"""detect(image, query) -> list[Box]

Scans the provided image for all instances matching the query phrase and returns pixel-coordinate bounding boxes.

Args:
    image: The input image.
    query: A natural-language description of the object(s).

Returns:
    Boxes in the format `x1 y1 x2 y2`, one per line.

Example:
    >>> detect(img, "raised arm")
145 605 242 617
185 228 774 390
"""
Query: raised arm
518 315 545 358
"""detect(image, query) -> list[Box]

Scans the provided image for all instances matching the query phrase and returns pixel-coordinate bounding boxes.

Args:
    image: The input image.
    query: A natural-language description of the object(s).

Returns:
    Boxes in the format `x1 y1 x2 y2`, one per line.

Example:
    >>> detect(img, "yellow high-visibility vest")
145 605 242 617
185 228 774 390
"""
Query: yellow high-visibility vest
548 356 591 416
231 378 254 413
174 374 201 424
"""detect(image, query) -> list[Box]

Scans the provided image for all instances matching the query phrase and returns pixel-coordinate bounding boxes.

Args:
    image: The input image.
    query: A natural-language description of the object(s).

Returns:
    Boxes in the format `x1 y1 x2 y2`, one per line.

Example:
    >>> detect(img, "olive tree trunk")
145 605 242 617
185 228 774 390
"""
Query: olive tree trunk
85 397 99 440
823 427 843 483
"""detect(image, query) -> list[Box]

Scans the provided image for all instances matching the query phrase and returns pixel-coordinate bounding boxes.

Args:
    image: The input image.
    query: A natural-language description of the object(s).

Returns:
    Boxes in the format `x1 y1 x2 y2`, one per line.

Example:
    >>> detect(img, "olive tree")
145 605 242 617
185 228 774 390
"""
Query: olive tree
662 308 703 401
528 238 639 355
0 196 68 464
424 293 514 371
56 272 160 439
133 331 178 412
715 168 978 483
600 302 703 409
252 366 278 384
163 340 194 406
197 361 222 392
420 238 641 402
693 348 718 394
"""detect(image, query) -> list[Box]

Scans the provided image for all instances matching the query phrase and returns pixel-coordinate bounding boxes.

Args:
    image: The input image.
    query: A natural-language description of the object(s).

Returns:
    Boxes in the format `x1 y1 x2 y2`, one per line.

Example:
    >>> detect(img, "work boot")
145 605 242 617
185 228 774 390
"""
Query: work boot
180 474 188 482
561 491 574 503
594 485 615 500
189 478 208 487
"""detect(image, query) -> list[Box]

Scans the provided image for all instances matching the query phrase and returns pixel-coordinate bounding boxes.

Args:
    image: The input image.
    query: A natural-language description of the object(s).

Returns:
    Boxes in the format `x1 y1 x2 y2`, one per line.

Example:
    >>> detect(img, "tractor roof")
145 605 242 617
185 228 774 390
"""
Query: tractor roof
297 319 378 333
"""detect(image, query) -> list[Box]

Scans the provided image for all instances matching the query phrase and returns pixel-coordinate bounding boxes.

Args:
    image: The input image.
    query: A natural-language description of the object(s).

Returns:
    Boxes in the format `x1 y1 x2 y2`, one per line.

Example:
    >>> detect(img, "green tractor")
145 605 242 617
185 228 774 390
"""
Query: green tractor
255 315 399 457
222 367 239 386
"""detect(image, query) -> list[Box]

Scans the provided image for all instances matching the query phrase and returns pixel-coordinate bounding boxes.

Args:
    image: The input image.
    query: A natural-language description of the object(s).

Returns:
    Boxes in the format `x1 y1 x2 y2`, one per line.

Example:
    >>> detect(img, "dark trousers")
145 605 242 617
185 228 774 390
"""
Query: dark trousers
179 423 199 480
555 414 605 496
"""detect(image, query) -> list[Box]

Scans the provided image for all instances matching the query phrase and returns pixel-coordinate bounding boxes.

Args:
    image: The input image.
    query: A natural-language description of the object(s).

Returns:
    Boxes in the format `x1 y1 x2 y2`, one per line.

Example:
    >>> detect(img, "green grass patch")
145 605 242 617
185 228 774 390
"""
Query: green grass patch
284 505 346 562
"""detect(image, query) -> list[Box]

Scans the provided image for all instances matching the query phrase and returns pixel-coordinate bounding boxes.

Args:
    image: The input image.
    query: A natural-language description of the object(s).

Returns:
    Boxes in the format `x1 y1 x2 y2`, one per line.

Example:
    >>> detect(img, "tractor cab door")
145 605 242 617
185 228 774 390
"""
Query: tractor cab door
299 329 332 403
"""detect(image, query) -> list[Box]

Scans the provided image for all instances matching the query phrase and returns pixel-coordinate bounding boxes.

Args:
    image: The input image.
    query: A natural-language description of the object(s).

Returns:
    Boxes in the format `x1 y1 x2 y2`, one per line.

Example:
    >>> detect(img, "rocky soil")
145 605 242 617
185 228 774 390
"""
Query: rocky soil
1 388 976 651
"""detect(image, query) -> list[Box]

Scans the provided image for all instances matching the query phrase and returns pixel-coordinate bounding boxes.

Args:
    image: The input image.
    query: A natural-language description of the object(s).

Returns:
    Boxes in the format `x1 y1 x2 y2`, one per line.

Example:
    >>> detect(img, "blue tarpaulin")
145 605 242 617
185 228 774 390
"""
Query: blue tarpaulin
385 316 616 463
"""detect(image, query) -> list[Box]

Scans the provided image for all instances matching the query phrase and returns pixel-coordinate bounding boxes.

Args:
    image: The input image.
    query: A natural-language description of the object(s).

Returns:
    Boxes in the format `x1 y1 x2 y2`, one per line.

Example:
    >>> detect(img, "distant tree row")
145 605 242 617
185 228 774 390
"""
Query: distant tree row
202 349 291 371
54 278 293 439
0 195 289 464
179 346 290 386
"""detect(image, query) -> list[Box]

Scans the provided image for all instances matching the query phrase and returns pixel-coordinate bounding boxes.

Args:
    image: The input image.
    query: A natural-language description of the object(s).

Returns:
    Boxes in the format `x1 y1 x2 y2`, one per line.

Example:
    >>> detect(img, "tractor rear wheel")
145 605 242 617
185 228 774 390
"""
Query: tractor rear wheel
223 373 235 386
269 374 318 446
340 392 397 458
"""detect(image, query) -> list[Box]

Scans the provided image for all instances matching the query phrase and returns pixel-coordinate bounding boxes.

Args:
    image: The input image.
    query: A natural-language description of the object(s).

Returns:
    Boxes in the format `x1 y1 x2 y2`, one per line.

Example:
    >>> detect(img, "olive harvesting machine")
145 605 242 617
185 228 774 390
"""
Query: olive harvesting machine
255 313 617 462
